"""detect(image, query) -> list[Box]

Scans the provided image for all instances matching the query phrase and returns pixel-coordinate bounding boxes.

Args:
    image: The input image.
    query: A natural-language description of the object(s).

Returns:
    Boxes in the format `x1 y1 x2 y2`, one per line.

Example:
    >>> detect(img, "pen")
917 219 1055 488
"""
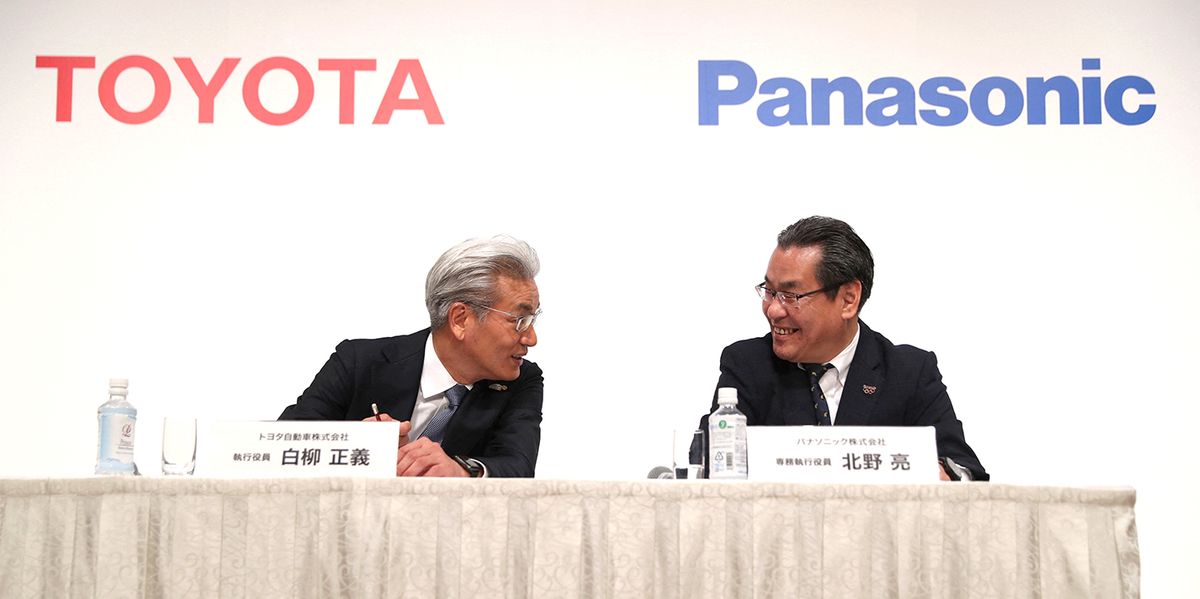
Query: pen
371 403 382 421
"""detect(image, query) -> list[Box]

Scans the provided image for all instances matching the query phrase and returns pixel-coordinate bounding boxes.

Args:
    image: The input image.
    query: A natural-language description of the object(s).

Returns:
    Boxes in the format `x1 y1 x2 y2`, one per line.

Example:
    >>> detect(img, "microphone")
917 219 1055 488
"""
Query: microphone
646 466 674 479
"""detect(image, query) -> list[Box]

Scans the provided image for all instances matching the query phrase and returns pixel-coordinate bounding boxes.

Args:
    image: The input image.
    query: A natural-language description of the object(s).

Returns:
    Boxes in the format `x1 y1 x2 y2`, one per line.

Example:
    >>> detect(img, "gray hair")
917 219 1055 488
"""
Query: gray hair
425 235 541 329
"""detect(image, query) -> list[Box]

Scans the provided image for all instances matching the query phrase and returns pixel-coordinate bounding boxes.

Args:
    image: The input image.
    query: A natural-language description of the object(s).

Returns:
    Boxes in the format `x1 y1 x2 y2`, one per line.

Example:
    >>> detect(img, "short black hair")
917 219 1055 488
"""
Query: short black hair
777 216 874 309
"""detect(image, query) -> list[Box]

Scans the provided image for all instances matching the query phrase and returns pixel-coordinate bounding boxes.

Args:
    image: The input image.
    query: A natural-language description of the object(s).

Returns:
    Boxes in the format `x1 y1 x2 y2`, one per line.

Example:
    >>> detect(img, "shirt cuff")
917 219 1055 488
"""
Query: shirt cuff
940 457 974 481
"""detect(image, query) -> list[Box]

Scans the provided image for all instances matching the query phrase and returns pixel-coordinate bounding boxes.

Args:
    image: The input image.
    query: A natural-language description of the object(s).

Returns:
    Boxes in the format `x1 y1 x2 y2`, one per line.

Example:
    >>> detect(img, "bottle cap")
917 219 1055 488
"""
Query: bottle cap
717 387 738 405
109 378 129 394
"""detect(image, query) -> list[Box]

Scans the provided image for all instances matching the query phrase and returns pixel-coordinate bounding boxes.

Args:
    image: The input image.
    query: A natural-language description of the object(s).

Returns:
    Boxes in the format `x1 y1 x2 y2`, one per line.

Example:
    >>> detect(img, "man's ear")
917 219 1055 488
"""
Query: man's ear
447 302 472 340
839 280 863 321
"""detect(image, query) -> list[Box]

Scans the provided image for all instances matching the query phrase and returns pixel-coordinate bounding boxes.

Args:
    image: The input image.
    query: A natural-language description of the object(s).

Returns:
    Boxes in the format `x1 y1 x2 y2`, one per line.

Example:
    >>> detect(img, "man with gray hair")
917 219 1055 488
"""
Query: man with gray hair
279 235 543 478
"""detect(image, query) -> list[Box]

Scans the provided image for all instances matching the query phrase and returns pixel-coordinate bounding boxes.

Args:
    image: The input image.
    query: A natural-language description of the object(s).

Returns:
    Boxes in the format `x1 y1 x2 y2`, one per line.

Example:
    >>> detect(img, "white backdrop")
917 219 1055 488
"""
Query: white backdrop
2 1 1197 595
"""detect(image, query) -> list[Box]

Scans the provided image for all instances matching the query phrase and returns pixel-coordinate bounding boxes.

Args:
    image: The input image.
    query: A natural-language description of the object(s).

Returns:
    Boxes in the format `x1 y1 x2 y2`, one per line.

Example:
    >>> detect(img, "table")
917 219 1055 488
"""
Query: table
0 478 1139 598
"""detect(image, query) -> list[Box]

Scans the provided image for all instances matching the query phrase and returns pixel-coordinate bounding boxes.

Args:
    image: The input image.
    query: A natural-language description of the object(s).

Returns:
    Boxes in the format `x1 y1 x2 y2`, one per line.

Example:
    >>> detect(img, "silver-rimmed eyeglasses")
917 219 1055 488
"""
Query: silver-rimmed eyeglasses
475 305 541 332
754 283 836 308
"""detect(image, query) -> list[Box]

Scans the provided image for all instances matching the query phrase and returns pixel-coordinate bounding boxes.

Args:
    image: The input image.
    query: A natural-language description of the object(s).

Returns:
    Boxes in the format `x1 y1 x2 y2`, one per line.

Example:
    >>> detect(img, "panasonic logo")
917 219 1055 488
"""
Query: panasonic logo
698 59 1155 127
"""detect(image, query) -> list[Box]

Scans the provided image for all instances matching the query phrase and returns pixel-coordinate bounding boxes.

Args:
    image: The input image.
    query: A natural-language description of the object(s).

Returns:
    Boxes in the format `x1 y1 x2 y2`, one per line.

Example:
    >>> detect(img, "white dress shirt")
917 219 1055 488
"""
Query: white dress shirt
409 334 473 439
806 325 861 424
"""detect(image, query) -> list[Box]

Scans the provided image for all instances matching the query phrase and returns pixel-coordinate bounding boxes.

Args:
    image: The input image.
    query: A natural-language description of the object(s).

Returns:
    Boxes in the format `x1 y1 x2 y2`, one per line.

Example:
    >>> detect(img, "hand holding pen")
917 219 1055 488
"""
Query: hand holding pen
363 403 412 447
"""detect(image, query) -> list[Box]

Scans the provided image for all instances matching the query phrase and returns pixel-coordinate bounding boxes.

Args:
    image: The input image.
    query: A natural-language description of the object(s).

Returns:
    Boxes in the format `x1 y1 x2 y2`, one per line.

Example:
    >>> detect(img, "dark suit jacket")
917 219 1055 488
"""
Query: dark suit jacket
278 329 543 478
702 321 987 480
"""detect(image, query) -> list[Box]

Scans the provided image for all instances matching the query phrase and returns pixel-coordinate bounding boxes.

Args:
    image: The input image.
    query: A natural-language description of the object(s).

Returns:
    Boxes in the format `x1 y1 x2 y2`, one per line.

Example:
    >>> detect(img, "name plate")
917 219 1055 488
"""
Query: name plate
746 426 939 483
195 421 399 478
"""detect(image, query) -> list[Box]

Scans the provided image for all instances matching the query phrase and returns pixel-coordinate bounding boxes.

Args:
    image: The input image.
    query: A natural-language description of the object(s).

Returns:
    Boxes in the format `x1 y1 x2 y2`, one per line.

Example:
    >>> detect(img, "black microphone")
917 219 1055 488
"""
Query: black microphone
646 466 674 479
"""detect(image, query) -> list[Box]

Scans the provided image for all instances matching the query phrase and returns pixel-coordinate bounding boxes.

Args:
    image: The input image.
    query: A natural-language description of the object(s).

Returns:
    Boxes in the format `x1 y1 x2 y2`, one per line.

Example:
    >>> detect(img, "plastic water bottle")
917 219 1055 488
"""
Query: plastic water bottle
708 387 748 479
95 378 138 475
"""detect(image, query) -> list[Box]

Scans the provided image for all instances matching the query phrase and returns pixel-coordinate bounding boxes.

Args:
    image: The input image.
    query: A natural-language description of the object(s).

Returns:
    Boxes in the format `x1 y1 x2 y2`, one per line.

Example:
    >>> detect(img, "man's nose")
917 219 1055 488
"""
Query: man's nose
764 297 788 320
521 324 538 347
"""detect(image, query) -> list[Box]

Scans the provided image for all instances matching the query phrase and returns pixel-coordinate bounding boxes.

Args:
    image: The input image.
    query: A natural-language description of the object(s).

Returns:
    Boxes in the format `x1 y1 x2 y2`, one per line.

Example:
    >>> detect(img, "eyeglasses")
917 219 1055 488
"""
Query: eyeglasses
754 283 836 307
474 304 541 333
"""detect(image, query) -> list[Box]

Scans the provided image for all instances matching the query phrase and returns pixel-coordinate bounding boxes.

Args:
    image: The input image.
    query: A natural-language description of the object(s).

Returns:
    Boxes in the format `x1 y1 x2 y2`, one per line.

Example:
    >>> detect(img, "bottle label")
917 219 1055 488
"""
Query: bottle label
98 413 136 463
709 414 748 477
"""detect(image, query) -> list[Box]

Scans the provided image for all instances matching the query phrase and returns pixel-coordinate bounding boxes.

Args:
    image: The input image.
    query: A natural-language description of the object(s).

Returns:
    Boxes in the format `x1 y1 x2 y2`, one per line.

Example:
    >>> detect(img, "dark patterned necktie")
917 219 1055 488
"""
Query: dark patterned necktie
421 384 467 442
802 363 834 425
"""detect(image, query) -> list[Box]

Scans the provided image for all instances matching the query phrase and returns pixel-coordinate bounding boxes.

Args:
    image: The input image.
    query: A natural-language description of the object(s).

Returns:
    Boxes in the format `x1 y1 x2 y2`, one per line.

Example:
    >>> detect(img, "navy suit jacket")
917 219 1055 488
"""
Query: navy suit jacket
702 321 987 480
278 329 543 478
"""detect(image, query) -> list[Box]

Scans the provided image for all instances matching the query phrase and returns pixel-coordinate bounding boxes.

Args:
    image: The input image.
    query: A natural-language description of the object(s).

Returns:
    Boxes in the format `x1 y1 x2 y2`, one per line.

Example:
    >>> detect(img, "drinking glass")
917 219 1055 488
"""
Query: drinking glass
161 417 197 475
672 429 705 479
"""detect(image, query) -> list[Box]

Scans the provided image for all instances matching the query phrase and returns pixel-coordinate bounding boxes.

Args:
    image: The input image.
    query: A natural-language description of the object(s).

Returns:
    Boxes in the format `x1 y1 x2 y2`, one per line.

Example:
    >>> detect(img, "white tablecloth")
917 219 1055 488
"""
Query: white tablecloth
0 478 1139 598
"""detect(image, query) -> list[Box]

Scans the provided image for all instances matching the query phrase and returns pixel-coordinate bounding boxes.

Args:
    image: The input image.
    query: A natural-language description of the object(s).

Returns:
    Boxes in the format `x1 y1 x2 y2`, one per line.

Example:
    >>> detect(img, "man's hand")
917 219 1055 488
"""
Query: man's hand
395 438 468 477
361 413 465 476
938 462 951 481
361 413 413 446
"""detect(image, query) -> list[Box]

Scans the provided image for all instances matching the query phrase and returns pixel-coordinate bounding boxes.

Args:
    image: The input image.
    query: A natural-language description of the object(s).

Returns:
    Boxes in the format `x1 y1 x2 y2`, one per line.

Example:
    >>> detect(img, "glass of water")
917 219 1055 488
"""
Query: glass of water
672 429 705 479
161 417 197 475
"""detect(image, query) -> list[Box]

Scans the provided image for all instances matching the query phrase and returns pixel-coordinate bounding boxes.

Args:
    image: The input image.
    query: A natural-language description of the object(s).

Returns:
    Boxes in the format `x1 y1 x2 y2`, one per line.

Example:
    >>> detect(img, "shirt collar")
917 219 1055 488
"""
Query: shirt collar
827 323 861 385
804 323 860 385
420 333 472 398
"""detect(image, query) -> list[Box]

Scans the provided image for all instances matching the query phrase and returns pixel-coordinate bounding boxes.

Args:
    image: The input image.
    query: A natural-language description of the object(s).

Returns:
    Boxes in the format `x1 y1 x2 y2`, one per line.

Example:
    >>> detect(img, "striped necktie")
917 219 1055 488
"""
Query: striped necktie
421 384 467 443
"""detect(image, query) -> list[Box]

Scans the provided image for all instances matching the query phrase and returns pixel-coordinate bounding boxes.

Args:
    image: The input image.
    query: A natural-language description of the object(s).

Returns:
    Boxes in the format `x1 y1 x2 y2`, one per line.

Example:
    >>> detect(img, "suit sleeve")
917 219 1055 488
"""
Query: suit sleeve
692 342 766 471
278 340 358 421
713 343 766 422
910 352 989 481
474 365 544 478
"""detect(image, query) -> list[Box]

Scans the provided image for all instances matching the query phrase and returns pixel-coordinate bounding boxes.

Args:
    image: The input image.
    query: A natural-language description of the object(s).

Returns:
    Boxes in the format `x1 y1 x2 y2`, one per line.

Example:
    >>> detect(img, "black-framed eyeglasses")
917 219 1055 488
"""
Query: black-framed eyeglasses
474 305 541 332
754 283 836 308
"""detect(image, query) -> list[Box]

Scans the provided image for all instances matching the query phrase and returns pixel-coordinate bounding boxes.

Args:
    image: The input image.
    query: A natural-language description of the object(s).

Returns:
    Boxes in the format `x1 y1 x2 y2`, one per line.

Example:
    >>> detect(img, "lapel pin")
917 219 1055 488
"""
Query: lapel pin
862 385 877 395
488 383 508 392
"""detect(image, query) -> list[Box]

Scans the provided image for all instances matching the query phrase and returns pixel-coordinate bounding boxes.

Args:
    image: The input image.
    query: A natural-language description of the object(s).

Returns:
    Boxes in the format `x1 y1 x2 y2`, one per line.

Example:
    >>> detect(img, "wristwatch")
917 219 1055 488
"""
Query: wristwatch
452 455 485 478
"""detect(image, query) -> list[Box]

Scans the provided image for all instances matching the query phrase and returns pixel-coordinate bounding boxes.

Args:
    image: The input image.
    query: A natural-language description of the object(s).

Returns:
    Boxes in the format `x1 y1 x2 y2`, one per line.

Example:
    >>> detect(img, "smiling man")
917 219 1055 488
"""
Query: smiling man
703 216 987 480
278 235 543 478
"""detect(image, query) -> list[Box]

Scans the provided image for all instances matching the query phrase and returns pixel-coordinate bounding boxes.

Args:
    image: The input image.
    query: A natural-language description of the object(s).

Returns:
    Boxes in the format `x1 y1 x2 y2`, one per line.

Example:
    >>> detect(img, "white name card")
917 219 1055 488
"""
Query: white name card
746 426 939 483
195 421 400 478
